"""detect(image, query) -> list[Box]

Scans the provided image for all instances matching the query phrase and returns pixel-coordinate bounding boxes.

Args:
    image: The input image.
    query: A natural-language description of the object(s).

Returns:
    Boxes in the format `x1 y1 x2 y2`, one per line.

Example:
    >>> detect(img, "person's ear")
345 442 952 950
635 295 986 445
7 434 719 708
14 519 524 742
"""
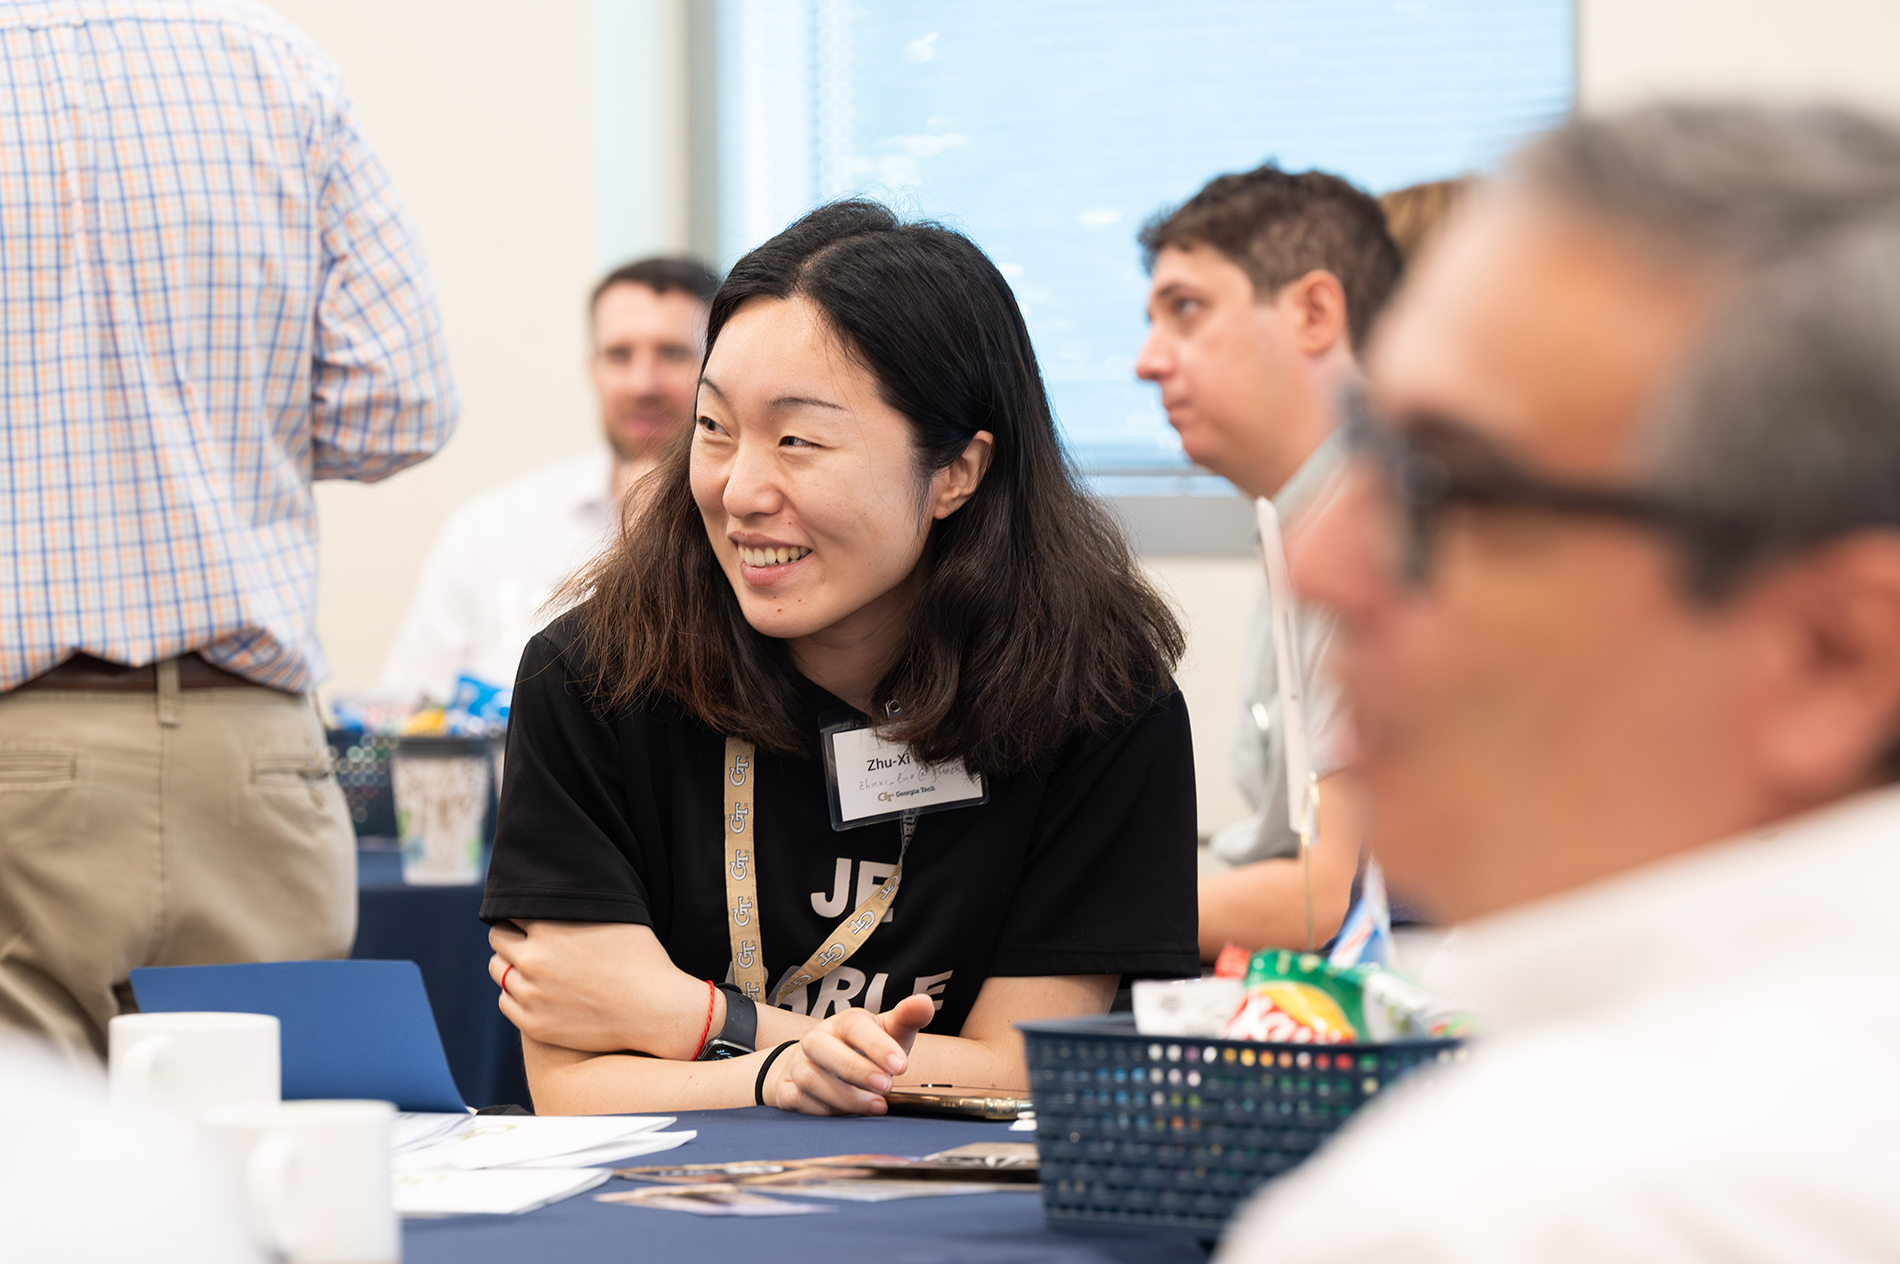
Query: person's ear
1743 531 1900 802
930 431 995 519
1279 269 1351 358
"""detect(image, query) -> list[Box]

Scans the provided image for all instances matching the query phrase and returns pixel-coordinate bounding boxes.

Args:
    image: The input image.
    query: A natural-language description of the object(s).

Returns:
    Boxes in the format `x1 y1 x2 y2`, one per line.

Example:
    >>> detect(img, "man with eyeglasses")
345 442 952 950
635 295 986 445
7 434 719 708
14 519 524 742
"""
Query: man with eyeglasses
1219 104 1900 1261
1136 167 1403 957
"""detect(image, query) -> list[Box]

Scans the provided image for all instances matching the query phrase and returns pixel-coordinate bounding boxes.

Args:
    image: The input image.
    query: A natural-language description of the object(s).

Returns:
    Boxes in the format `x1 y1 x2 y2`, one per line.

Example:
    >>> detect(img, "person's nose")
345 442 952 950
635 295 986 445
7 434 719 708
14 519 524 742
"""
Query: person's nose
721 434 785 521
1134 328 1170 383
1288 466 1396 624
626 348 664 396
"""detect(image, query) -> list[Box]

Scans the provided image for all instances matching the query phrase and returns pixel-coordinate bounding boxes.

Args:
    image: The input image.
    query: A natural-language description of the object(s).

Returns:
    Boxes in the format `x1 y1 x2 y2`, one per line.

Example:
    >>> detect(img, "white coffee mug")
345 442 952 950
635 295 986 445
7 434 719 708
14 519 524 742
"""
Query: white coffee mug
108 1011 280 1121
203 1099 399 1264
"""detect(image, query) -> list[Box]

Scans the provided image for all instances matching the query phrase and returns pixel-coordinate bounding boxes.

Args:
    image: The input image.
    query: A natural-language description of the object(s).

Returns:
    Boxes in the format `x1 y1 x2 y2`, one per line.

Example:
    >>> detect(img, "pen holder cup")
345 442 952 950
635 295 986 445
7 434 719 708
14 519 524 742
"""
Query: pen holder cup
1018 1013 1464 1241
390 736 498 886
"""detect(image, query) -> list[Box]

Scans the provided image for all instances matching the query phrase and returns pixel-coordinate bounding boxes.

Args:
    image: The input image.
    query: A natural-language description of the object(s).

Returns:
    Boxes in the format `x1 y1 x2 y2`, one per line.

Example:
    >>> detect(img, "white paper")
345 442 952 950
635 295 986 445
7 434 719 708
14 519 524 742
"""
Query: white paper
505 1130 695 1169
389 1114 676 1171
393 1168 611 1216
827 726 984 824
392 1111 475 1155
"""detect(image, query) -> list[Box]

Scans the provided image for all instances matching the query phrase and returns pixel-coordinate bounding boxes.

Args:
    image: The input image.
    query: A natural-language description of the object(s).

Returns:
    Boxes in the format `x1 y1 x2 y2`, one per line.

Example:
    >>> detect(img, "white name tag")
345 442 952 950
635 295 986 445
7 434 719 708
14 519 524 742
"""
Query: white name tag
821 722 987 830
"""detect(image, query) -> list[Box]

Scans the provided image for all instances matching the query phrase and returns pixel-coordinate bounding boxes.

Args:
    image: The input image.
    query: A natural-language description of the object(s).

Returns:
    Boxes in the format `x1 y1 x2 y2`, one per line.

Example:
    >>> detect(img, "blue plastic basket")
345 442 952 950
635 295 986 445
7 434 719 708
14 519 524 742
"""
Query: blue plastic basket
325 729 399 837
1019 1012 1464 1239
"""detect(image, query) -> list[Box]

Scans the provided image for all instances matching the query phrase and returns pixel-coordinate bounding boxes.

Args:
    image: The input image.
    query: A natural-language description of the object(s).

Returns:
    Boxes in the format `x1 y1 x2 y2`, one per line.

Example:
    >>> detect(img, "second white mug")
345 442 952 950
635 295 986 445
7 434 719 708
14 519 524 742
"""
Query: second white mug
203 1098 399 1264
107 1011 280 1122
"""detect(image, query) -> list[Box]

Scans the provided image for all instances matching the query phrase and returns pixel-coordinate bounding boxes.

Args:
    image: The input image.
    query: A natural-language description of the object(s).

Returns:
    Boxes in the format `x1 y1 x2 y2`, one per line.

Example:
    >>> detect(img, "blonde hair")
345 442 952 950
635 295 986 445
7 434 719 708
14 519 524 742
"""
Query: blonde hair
1379 178 1474 261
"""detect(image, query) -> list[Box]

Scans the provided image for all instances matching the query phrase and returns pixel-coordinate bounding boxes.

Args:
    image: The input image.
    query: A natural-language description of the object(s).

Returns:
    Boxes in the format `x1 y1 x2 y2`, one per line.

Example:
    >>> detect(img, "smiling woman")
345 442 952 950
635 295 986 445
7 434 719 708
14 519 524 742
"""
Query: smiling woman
480 202 1198 1118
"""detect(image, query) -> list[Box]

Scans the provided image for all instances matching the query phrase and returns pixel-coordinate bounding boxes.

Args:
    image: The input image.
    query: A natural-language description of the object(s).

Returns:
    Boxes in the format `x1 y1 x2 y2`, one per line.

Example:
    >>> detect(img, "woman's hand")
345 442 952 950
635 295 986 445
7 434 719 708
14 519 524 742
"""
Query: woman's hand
766 993 938 1115
488 920 715 1058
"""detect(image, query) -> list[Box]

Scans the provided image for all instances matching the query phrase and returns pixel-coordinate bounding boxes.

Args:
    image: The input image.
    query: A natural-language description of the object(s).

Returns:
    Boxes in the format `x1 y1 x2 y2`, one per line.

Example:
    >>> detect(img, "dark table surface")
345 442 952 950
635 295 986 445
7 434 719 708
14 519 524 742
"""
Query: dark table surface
401 1108 1210 1264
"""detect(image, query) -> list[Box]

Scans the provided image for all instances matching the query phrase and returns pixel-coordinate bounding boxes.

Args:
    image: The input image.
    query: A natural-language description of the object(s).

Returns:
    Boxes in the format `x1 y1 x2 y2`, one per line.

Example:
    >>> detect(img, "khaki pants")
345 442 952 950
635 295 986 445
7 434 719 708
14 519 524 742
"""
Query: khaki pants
0 675 355 1058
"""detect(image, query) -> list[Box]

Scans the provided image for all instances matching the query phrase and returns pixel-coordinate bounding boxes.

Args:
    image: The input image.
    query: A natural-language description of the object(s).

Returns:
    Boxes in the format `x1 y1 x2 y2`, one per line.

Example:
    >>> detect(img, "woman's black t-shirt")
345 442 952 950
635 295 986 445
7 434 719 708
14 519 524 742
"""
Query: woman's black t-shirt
481 613 1201 1037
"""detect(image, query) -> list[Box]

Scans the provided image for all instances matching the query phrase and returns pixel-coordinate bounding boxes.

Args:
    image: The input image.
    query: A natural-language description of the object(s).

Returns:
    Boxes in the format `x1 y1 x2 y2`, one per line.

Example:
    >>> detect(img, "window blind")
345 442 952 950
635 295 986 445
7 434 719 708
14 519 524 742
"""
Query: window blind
716 0 1573 474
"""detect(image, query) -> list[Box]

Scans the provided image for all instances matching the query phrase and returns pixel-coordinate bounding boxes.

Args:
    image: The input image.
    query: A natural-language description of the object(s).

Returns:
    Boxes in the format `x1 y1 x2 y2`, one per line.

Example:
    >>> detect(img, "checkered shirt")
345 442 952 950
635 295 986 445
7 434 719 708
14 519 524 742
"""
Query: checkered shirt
0 0 457 692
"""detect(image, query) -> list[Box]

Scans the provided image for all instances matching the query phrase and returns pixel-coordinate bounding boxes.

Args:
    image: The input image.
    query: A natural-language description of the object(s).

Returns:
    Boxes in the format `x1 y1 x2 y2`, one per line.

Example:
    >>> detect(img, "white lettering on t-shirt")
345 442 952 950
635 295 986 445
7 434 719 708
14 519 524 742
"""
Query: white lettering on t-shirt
812 858 897 923
811 966 867 1019
811 858 851 917
912 970 954 1012
864 972 889 1014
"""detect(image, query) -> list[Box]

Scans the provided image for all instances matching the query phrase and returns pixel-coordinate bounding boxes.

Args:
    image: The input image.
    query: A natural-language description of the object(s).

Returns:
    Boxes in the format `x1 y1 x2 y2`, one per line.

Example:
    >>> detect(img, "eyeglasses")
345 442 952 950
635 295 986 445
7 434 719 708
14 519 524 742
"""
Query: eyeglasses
1340 386 1754 587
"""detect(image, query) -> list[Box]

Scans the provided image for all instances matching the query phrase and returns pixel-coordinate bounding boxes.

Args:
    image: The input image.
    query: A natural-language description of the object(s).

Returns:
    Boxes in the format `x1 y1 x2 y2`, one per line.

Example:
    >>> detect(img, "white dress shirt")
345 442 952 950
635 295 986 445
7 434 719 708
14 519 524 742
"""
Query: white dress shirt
1218 784 1900 1264
1212 430 1351 864
380 449 616 702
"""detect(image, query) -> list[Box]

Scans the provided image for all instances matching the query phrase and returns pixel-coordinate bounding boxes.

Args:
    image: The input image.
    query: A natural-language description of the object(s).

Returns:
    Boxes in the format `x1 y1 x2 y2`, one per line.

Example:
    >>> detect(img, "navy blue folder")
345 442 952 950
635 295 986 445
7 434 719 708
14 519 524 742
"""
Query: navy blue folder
129 959 468 1113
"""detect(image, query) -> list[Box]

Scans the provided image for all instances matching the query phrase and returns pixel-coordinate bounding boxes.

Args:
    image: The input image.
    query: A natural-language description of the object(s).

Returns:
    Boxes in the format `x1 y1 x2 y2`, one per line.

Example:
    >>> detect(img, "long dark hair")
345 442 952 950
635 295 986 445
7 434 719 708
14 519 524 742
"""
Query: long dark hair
564 201 1183 775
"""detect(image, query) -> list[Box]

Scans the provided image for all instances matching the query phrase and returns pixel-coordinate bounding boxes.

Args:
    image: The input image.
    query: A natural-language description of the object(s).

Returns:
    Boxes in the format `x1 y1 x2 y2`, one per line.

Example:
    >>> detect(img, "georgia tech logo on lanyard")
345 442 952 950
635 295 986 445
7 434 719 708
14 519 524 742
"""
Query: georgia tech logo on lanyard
722 737 764 1001
721 734 921 1008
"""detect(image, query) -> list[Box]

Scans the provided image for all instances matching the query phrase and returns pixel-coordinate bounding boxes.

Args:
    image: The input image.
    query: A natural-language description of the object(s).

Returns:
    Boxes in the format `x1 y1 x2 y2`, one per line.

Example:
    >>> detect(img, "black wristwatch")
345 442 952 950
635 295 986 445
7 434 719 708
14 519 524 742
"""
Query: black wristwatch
697 986 758 1060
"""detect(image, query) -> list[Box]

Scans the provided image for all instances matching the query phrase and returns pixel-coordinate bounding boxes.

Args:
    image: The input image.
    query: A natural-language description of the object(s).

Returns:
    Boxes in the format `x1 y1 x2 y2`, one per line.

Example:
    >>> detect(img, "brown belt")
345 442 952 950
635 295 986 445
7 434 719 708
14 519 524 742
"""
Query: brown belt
12 652 294 695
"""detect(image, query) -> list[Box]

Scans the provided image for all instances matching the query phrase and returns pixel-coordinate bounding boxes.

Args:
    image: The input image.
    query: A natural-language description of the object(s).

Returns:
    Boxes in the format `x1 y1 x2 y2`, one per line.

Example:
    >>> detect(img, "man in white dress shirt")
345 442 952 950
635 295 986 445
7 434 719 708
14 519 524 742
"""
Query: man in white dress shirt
381 258 717 701
1136 166 1403 956
1221 105 1900 1262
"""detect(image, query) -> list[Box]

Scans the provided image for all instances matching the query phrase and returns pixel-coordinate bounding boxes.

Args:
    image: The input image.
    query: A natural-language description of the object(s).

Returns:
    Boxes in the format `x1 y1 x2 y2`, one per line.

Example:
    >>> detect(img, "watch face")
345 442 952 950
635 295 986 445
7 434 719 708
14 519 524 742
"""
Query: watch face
702 1038 755 1061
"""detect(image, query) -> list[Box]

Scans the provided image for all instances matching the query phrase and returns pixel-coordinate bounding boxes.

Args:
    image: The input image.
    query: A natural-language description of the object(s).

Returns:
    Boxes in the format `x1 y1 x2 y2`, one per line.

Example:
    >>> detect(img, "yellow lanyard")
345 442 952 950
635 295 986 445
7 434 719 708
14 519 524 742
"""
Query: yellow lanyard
722 737 914 1008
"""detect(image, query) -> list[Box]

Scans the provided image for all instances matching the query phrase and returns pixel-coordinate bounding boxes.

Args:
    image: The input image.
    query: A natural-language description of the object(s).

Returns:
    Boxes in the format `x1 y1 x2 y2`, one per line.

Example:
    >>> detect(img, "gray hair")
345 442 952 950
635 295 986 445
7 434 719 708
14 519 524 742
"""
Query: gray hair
1512 104 1900 594
1510 103 1900 266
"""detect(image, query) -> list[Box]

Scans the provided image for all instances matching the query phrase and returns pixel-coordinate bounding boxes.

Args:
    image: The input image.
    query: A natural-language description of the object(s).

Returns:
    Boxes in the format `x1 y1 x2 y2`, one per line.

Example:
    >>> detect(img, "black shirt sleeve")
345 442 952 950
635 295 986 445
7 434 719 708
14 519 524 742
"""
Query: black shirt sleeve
480 624 653 926
983 685 1200 980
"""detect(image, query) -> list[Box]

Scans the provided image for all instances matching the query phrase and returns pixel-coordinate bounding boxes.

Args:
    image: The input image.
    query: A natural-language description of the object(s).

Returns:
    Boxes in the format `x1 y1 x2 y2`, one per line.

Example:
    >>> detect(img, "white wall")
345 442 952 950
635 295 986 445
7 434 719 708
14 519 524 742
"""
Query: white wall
262 0 607 702
269 0 1900 839
1144 559 1259 835
1578 0 1900 113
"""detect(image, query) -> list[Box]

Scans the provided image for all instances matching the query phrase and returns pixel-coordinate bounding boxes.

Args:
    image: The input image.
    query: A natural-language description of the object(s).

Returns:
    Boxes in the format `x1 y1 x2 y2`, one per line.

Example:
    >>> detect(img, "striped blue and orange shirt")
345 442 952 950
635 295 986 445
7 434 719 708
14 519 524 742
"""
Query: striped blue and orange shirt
0 0 457 692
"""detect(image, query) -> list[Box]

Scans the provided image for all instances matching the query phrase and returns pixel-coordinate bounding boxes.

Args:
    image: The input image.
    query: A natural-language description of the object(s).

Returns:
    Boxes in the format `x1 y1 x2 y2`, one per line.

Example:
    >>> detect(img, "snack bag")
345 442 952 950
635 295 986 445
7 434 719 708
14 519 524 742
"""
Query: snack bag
1222 950 1366 1044
1218 948 1473 1045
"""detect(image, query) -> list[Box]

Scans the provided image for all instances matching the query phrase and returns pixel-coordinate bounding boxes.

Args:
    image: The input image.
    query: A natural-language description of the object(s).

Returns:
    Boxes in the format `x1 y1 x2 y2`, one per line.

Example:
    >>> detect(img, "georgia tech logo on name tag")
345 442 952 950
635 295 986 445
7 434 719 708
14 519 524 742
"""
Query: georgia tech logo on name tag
823 721 985 830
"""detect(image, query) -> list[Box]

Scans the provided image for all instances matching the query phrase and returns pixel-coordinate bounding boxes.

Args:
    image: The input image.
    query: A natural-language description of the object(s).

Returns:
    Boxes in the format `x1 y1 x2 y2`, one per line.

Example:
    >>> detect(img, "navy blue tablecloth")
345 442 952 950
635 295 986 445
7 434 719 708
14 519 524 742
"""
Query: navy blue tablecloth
351 846 530 1109
402 1108 1210 1264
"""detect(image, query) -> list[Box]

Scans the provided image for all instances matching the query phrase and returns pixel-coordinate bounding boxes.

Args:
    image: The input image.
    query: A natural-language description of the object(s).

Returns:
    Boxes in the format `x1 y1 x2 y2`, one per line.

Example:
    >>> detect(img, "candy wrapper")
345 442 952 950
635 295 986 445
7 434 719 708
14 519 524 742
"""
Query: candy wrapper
1327 859 1394 969
1220 949 1472 1044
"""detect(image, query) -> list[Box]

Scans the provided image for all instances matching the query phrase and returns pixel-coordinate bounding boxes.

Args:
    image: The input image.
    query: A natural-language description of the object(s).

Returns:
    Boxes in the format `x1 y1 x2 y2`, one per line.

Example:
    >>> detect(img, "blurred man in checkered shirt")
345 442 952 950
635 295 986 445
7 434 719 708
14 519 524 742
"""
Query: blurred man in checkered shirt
0 0 457 1057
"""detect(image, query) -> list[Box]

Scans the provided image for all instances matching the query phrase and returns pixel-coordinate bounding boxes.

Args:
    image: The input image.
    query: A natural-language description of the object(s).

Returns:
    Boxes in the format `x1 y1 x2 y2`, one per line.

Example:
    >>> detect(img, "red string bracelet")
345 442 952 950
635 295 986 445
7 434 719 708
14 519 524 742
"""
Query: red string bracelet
689 978 716 1061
